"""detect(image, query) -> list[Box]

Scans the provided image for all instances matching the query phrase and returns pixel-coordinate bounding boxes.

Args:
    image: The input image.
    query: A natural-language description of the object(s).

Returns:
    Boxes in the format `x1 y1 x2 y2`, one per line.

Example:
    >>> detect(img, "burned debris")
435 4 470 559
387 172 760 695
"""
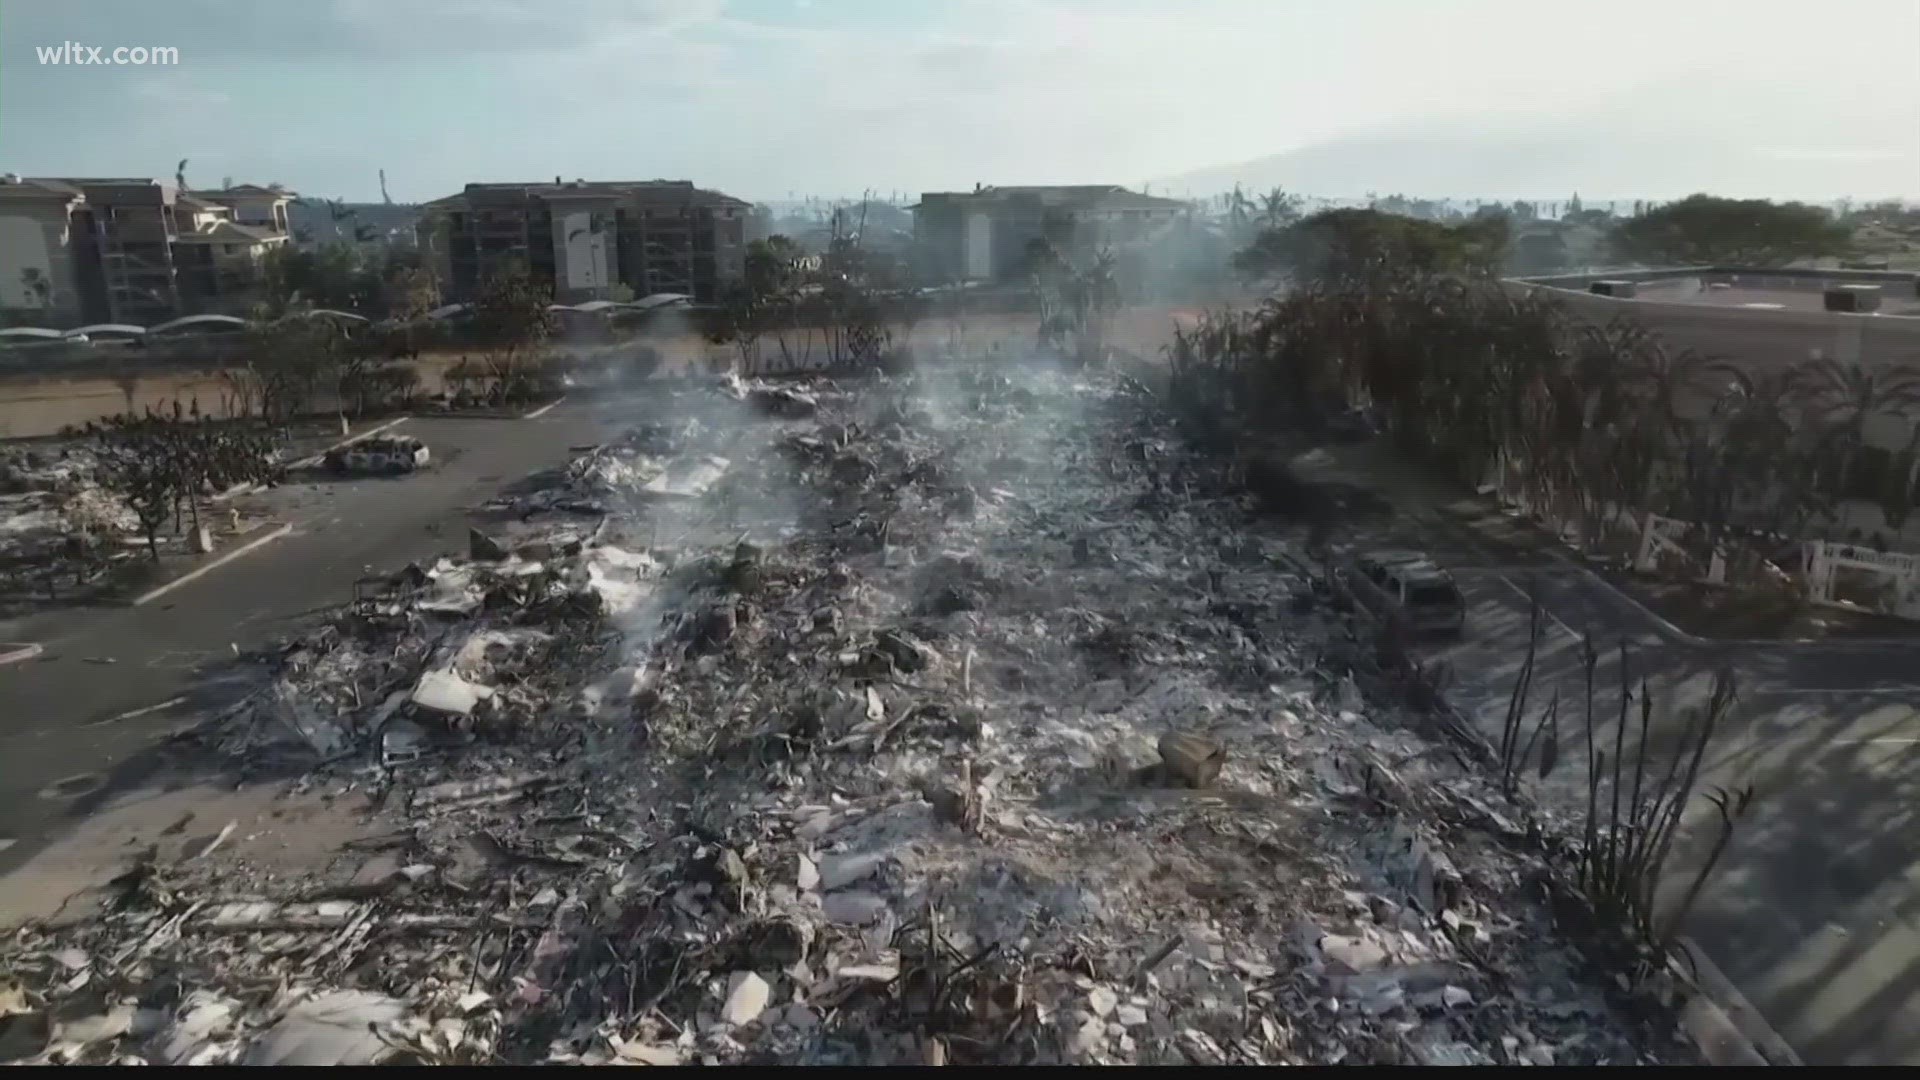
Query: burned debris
0 362 1701 1066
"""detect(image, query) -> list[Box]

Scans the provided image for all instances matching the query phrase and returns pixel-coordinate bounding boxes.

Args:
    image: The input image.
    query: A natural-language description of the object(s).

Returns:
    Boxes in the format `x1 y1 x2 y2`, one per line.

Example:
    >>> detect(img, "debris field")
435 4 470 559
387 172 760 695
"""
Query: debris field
0 358 1699 1066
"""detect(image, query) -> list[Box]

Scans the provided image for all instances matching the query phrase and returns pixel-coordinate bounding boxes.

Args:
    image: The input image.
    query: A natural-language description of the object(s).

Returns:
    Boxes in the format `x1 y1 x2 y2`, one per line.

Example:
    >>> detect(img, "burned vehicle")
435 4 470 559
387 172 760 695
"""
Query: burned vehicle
1338 548 1467 636
325 434 431 476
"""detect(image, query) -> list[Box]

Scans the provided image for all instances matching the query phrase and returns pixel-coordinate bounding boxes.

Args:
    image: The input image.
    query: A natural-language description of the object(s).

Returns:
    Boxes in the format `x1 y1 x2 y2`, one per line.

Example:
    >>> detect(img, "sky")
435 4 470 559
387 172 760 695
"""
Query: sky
2 0 1916 204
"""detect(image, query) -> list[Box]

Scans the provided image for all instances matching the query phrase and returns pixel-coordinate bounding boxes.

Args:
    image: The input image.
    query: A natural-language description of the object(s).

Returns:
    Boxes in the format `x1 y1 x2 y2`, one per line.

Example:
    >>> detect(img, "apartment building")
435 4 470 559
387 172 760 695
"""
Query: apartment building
420 178 751 303
911 184 1189 284
0 177 105 325
0 174 293 326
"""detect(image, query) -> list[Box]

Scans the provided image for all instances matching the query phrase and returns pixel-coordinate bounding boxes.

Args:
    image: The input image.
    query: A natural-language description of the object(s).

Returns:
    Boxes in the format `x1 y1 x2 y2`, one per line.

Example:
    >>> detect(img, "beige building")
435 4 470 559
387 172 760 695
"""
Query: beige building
0 177 98 324
192 183 292 234
420 178 752 303
911 184 1190 284
0 174 293 326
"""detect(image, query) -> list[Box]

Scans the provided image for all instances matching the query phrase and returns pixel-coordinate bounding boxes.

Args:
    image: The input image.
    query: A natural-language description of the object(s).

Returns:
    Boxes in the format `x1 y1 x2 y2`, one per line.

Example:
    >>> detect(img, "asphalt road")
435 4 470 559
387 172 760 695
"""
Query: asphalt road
0 406 614 863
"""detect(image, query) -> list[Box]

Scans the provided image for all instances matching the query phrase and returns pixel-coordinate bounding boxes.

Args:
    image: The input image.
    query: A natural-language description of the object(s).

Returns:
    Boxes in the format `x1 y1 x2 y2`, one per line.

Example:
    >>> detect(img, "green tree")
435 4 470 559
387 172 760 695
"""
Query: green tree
1233 208 1508 281
471 265 556 392
263 244 382 313
1609 194 1851 267
383 265 440 323
1787 358 1920 501
1259 188 1299 224
241 314 347 421
744 235 808 300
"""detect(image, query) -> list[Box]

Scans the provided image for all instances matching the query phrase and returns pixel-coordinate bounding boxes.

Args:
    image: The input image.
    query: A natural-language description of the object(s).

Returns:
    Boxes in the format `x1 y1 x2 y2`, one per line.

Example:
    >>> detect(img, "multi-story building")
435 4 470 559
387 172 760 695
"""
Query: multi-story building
419 178 751 303
911 184 1189 284
0 174 293 326
190 183 293 234
0 177 106 325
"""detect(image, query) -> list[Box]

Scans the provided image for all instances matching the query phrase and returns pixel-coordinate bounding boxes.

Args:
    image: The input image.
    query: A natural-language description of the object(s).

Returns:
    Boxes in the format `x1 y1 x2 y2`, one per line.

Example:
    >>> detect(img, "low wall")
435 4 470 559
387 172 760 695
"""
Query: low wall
1516 266 1920 292
1504 278 1920 451
0 306 1199 438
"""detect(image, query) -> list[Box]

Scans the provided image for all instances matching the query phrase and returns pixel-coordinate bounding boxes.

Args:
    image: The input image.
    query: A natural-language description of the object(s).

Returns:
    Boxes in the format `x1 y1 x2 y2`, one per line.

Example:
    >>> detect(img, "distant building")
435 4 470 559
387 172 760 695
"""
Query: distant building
287 201 423 254
910 184 1189 283
419 178 752 303
0 174 292 326
190 183 293 234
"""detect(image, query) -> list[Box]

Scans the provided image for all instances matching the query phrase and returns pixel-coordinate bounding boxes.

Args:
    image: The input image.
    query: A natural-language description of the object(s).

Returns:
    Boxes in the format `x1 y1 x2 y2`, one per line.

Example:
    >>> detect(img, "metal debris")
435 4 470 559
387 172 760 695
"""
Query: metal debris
0 364 1699 1066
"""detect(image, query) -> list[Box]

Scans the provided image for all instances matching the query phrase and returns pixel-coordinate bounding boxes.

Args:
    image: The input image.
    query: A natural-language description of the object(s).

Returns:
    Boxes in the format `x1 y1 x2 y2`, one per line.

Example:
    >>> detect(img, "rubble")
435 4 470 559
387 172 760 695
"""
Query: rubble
1156 730 1226 788
0 362 1701 1066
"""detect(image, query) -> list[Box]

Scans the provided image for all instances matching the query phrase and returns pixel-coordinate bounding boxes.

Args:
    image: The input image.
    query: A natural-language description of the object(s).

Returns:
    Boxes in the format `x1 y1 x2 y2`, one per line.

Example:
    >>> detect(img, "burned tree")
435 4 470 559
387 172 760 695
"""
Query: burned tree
83 410 284 562
89 421 180 563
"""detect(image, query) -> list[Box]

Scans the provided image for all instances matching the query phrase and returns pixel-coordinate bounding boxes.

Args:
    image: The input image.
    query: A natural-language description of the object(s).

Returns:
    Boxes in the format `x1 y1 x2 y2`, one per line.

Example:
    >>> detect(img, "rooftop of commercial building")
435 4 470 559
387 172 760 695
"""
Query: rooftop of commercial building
911 184 1188 212
1629 280 1920 316
423 179 750 210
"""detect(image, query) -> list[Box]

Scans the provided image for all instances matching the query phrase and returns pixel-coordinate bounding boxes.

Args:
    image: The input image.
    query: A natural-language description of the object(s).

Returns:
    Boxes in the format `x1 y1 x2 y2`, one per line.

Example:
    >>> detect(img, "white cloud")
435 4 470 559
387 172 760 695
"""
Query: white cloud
132 78 230 109
1756 148 1913 163
17 0 1918 198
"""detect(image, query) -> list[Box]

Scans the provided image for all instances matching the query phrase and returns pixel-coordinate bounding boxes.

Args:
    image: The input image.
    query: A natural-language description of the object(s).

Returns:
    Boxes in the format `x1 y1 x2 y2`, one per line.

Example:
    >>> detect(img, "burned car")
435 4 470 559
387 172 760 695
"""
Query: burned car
325 434 431 476
1338 548 1467 636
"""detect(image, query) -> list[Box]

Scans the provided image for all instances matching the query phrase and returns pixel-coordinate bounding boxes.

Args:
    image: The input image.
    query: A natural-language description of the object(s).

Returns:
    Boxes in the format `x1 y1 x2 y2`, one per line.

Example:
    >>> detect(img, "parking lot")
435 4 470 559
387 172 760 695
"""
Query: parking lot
0 406 616 881
1418 550 1920 1064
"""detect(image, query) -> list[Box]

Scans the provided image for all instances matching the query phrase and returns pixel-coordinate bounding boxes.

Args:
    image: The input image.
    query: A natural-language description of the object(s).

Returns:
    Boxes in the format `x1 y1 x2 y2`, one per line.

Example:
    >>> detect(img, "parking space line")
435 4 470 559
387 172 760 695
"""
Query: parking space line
1827 738 1920 746
522 395 567 420
1495 574 1583 643
1745 687 1920 697
85 695 188 727
130 522 294 606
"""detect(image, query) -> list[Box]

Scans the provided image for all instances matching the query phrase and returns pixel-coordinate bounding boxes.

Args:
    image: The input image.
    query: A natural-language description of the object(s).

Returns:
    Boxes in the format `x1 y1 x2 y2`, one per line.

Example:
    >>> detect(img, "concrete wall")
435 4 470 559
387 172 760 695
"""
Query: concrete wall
1522 282 1920 449
0 304 1203 438
965 211 992 280
0 202 81 322
1518 266 1920 291
552 207 615 296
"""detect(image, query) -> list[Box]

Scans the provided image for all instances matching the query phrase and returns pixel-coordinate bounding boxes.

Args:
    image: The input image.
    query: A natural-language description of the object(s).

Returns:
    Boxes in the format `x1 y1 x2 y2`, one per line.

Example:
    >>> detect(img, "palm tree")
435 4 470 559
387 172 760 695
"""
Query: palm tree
1697 366 1811 546
1259 187 1298 229
1877 423 1920 532
1786 357 1920 502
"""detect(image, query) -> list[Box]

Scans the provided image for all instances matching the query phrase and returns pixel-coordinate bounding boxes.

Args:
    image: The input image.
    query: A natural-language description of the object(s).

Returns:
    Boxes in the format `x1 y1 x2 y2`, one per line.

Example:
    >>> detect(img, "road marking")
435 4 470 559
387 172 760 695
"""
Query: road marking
1746 687 1920 697
0 642 43 666
1826 737 1920 746
1544 551 1694 642
85 695 188 726
1495 574 1583 642
288 416 412 469
131 522 294 606
212 416 414 502
521 395 568 420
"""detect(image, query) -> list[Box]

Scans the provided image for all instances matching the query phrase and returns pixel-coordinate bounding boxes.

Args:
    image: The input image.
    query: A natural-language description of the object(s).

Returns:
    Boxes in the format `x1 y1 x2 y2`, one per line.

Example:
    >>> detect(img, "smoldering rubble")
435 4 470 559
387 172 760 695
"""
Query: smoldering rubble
0 361 1701 1066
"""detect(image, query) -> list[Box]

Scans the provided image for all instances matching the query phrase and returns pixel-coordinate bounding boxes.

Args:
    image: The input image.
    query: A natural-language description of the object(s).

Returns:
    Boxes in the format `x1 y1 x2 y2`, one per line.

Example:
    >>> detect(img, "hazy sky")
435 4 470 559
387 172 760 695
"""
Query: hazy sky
3 0 1916 202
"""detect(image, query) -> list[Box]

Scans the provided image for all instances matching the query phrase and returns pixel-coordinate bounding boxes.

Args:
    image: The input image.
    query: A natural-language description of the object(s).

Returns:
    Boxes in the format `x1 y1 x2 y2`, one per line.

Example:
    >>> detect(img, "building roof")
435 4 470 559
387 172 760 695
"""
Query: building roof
66 179 171 204
191 184 294 200
912 184 1188 213
173 220 287 244
424 179 751 210
0 178 82 201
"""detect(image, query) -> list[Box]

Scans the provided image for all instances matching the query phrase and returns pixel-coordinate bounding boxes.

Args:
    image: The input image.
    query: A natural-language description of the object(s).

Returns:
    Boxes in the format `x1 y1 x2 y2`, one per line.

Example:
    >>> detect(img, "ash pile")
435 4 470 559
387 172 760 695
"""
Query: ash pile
0 443 129 568
0 366 1698 1066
